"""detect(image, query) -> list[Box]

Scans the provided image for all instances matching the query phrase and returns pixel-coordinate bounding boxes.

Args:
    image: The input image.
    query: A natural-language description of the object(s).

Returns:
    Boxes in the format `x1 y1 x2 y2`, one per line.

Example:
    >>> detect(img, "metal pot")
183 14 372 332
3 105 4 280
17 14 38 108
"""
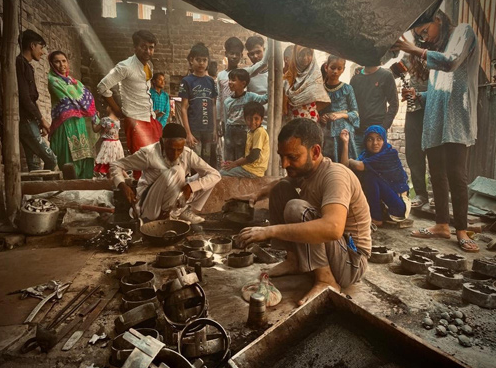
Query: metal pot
18 206 59 235
111 328 162 367
182 238 209 253
227 252 254 268
222 199 254 223
120 271 155 293
155 251 185 268
187 250 214 268
210 237 232 254
116 261 148 279
121 287 160 312
140 219 190 246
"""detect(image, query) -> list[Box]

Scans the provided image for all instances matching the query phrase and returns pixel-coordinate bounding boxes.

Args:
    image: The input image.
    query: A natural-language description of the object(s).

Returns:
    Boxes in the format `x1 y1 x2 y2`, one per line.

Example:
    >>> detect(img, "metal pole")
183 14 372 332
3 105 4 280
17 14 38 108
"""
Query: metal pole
1 0 22 224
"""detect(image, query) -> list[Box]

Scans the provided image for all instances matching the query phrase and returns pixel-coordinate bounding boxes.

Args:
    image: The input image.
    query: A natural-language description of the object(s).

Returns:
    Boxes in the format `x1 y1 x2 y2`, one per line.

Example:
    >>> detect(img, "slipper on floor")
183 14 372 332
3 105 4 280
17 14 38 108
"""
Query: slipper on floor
411 195 428 208
429 198 435 208
458 238 480 253
411 228 451 239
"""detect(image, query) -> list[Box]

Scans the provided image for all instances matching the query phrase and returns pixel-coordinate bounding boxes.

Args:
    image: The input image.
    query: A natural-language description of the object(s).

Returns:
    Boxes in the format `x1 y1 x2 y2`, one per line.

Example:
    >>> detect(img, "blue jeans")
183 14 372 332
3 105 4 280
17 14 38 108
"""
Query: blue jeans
19 119 57 171
361 170 406 221
219 166 257 178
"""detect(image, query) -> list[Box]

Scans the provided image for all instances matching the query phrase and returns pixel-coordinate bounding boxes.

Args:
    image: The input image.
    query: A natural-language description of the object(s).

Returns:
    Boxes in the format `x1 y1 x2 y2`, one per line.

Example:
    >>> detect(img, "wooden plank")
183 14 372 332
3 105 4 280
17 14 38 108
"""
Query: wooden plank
267 38 275 174
272 40 284 176
1 0 22 224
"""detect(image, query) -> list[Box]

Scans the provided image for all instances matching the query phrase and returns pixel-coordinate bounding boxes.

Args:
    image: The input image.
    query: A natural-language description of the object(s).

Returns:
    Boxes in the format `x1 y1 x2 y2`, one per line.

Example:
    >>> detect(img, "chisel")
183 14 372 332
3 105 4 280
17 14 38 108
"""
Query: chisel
61 287 118 351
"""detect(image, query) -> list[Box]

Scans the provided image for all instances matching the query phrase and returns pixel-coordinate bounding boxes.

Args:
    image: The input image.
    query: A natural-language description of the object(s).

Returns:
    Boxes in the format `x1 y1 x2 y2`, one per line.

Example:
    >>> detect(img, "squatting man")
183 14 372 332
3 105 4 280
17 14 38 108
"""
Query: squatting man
110 124 221 224
237 118 371 305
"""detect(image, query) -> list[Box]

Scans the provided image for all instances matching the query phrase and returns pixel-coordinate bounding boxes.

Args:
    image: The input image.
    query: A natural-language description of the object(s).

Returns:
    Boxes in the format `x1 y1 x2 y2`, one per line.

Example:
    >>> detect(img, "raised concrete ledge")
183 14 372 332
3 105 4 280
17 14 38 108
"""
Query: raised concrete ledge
21 177 281 214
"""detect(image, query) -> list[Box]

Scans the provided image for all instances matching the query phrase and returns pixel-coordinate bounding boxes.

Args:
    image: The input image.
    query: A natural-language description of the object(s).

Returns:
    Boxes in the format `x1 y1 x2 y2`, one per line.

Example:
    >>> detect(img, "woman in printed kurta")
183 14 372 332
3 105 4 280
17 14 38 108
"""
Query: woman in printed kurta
319 55 360 162
393 10 479 252
283 45 330 123
48 51 99 179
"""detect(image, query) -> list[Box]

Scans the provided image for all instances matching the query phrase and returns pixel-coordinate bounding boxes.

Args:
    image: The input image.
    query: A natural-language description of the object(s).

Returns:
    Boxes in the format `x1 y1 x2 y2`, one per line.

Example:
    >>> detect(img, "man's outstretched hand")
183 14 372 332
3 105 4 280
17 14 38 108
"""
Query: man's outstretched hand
118 182 136 205
237 226 271 248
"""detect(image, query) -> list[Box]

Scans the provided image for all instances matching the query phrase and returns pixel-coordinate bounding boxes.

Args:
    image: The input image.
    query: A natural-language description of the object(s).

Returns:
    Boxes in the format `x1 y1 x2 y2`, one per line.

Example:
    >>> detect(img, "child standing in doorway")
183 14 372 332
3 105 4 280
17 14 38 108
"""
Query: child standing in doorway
179 43 218 167
220 101 269 178
319 55 360 162
93 106 126 178
223 69 268 162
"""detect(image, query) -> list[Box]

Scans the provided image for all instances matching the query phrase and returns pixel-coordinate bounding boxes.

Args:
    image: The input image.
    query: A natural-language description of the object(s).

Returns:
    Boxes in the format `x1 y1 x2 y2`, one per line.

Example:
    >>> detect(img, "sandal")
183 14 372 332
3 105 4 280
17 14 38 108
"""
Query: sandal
411 195 427 208
458 238 480 253
429 198 435 208
411 228 451 239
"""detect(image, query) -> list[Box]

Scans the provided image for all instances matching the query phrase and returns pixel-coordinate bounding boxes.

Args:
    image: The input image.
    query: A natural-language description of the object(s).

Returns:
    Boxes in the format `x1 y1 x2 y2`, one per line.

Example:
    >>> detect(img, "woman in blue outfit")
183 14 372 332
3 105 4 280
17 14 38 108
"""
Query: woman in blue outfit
393 10 479 252
319 55 360 162
340 125 411 227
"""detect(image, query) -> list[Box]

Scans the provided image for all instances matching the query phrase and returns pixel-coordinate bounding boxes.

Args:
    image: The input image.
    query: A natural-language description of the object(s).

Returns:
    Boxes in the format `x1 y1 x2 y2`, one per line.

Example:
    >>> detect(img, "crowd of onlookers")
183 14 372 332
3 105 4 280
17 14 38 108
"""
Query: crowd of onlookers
16 9 480 251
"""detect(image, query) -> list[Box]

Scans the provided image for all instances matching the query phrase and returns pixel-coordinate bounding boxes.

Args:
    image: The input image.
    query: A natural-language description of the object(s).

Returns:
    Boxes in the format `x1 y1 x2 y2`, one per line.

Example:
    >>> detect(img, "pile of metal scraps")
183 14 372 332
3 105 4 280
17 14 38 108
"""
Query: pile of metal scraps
23 198 58 213
86 226 134 253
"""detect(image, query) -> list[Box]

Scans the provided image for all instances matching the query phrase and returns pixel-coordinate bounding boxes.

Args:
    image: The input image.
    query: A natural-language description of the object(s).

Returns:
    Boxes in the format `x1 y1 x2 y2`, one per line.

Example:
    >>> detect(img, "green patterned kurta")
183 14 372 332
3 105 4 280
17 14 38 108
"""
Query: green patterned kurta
50 117 94 179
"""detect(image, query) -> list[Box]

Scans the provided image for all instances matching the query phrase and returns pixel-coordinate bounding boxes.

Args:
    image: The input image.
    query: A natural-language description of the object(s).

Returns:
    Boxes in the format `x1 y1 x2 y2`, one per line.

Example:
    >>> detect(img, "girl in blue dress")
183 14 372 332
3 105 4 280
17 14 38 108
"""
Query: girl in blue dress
319 55 360 162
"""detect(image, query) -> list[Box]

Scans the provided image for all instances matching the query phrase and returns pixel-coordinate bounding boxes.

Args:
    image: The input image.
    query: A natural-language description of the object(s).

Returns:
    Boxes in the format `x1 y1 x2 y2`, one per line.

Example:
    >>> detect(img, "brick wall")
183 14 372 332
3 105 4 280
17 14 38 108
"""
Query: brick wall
0 0 82 124
83 2 256 98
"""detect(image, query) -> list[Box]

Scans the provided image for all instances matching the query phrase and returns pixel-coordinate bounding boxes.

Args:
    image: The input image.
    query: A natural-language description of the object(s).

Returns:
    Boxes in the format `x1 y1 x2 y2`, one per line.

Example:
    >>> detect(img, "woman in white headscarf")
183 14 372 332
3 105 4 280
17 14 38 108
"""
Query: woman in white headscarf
283 45 330 123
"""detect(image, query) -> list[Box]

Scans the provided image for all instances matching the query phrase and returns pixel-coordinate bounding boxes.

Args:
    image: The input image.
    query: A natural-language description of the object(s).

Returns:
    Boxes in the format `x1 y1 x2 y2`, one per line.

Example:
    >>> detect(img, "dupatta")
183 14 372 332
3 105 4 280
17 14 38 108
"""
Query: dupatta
358 125 409 193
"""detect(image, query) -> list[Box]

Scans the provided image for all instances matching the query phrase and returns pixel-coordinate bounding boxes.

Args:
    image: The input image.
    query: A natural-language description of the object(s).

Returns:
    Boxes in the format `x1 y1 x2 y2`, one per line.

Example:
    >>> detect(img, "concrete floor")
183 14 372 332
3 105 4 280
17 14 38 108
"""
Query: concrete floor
0 212 494 368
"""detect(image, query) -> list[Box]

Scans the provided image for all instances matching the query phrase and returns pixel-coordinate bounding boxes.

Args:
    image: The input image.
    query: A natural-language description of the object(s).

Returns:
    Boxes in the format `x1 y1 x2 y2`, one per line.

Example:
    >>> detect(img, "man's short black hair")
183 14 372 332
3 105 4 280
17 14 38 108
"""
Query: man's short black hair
162 123 187 139
228 68 250 85
278 118 323 149
188 42 209 60
152 72 165 81
243 101 265 119
19 30 46 51
224 37 244 53
245 36 264 51
132 30 157 47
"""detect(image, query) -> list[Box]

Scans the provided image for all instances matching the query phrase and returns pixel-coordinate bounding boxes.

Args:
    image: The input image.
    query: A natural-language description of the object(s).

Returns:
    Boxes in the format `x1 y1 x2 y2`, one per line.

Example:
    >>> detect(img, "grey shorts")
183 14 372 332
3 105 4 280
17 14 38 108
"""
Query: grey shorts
272 198 368 288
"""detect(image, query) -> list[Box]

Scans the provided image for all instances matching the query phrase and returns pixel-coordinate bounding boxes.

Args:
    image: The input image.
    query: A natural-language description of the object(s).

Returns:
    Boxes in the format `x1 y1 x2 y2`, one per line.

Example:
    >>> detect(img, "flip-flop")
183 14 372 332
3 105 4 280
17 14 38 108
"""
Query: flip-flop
458 239 480 253
411 228 451 239
411 195 427 208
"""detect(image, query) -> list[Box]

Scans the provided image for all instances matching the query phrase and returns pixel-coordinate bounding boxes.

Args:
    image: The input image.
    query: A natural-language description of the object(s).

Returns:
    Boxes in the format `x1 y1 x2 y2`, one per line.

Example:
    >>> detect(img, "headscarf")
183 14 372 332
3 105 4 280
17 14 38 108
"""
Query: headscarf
283 45 330 107
47 51 98 136
358 125 409 193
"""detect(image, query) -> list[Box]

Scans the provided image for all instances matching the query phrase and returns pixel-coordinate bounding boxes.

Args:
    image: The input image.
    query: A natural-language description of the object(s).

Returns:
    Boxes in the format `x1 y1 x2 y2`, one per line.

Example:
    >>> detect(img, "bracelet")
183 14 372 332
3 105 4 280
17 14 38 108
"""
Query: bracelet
421 49 427 60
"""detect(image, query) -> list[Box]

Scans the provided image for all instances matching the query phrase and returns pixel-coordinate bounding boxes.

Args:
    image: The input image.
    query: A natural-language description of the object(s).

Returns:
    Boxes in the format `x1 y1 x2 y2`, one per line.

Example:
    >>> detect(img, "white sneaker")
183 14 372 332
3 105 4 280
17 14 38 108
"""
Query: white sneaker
178 209 205 224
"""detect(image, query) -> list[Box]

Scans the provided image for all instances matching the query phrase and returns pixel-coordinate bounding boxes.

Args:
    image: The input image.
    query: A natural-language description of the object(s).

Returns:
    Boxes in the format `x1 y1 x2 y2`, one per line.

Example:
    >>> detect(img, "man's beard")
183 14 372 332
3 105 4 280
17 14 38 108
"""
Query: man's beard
285 154 313 178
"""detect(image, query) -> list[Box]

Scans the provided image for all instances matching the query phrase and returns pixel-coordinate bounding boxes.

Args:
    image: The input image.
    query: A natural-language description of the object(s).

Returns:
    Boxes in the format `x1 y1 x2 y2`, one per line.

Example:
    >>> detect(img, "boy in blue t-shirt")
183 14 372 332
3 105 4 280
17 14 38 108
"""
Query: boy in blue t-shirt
179 43 218 166
223 69 268 162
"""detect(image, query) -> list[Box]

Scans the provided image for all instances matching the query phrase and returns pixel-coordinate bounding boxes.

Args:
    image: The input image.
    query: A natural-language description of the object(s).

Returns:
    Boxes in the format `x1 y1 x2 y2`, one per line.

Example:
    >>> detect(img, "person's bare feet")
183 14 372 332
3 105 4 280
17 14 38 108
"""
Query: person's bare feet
298 266 341 306
268 251 299 277
298 281 340 306
372 219 383 227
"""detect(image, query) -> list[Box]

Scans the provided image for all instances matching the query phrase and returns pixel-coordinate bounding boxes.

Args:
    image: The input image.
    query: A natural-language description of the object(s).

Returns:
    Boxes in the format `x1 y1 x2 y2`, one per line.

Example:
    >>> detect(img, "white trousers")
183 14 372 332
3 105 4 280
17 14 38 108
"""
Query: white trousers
139 166 213 221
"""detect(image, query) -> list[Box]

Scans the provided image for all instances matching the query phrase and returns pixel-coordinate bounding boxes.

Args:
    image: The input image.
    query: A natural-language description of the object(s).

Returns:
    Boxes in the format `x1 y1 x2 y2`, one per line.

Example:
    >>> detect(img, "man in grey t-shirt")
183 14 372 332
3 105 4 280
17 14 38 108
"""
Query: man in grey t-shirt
237 118 371 305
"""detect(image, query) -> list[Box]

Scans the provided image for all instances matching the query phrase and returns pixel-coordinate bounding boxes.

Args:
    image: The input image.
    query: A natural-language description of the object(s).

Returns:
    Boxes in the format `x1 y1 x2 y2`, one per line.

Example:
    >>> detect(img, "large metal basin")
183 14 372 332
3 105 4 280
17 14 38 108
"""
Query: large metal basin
140 219 190 246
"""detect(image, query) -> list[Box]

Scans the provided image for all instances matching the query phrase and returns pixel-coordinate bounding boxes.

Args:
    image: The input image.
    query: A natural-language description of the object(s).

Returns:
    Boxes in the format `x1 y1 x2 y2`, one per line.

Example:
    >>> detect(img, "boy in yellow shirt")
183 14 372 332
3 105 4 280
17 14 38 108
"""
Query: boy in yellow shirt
220 101 269 177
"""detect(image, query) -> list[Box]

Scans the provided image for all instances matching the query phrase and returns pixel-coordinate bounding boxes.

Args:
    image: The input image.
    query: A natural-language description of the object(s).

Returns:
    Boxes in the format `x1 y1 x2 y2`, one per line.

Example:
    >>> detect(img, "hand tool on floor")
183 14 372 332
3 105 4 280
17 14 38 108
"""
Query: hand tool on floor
37 298 101 353
8 280 60 299
20 286 100 353
62 287 119 351
24 283 71 324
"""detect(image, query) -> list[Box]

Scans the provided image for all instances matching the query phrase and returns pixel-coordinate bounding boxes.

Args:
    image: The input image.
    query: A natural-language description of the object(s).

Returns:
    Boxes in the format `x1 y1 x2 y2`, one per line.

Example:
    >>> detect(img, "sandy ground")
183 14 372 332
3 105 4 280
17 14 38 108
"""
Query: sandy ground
0 211 494 368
